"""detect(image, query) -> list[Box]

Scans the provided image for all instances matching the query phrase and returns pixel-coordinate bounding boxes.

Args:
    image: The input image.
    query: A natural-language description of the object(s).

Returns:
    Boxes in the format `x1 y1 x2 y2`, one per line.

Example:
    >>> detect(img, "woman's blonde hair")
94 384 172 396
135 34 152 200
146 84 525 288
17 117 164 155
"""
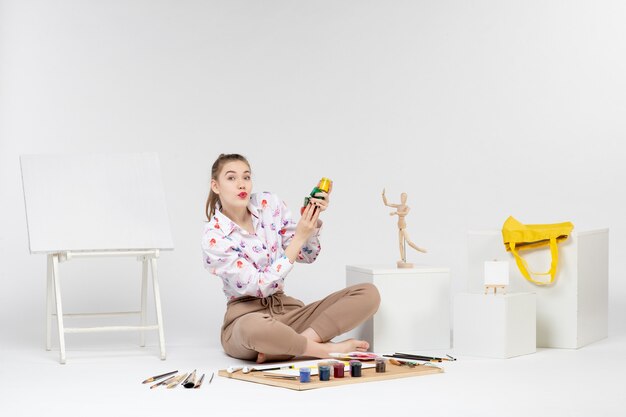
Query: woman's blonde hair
205 153 251 221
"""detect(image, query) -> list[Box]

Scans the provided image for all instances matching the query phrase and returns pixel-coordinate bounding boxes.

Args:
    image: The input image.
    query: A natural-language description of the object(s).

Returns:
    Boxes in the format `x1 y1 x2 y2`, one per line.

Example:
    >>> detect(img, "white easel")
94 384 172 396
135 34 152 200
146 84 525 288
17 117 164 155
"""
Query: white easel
21 153 174 364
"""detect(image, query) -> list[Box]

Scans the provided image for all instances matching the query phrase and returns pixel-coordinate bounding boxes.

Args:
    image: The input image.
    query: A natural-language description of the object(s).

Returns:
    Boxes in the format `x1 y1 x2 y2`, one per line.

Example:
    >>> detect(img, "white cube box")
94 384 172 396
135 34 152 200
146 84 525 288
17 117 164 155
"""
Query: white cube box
453 292 536 359
346 265 450 353
467 229 609 349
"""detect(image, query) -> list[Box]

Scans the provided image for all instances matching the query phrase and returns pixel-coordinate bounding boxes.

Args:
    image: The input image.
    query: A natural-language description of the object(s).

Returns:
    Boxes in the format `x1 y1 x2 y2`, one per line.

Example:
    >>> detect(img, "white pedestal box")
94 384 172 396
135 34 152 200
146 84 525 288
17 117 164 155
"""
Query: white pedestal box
346 265 450 353
453 292 536 359
467 229 609 349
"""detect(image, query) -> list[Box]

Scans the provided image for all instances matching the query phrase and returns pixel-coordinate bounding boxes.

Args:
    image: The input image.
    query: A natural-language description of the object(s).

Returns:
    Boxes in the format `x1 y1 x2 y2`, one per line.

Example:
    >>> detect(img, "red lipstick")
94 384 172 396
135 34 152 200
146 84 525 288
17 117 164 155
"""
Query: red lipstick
238 192 248 199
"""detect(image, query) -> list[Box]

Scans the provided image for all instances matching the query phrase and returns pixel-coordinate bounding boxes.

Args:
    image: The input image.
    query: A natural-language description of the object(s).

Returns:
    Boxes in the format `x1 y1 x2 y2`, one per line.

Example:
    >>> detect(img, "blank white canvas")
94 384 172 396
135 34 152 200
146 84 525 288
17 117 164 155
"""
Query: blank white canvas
484 261 509 285
20 153 174 253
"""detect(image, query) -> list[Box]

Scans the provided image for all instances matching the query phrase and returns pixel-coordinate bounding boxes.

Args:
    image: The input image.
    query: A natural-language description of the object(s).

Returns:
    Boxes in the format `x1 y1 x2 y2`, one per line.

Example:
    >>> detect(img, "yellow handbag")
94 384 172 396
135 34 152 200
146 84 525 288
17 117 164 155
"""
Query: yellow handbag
502 216 574 285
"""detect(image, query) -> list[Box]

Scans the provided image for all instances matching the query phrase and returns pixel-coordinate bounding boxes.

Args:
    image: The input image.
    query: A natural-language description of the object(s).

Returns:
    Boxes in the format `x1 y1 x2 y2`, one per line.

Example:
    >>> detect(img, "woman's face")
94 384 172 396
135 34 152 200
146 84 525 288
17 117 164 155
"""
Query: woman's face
211 160 252 211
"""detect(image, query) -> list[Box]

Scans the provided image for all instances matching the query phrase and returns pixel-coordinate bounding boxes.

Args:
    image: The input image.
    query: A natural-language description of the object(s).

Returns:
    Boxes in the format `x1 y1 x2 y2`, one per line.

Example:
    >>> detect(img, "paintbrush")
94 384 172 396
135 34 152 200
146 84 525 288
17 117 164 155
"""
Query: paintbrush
149 374 178 389
166 373 188 389
194 374 205 389
242 365 294 374
142 370 178 384
391 352 456 362
262 374 299 380
388 358 418 367
182 370 197 388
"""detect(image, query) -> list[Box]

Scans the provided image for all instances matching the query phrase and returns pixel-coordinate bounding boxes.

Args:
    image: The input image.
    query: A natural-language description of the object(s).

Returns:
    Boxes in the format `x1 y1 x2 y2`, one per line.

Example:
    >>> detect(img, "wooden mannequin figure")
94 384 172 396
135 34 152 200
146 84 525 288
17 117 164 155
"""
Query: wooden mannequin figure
382 189 427 268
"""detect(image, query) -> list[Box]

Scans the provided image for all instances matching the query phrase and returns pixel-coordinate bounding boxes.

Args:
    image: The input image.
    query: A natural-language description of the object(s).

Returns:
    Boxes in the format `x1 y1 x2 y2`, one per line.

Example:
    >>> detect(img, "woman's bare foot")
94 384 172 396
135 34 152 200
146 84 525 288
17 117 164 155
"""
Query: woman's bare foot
302 337 370 359
256 352 266 364
332 338 369 353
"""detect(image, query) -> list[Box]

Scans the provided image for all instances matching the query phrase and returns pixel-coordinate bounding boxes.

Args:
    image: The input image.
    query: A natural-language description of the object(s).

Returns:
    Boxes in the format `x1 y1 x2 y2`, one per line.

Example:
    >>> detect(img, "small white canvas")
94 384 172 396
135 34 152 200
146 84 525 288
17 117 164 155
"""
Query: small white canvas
484 261 509 286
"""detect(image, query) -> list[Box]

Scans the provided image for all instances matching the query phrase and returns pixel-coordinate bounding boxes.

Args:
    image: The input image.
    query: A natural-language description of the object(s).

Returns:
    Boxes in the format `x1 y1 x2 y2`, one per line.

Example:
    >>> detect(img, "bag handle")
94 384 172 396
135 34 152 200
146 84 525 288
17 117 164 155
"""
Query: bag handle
508 237 559 285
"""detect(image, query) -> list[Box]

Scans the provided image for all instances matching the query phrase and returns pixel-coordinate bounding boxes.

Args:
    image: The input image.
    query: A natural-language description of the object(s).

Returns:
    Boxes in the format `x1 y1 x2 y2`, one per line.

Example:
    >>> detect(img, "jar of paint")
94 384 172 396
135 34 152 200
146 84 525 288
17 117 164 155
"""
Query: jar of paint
316 361 329 373
301 177 333 214
318 365 331 381
350 361 362 377
375 358 386 373
299 367 311 383
332 362 345 378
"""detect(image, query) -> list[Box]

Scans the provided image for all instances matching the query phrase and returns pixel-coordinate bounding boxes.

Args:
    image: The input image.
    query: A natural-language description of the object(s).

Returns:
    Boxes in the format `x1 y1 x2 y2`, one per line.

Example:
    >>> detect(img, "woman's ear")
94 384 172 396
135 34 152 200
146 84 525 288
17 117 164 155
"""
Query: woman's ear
210 179 219 195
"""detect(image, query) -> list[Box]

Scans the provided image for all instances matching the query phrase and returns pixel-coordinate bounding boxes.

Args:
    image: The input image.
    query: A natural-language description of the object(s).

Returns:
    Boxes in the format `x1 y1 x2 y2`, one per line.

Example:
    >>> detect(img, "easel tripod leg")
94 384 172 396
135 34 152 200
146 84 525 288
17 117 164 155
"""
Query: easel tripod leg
150 258 166 360
46 255 53 351
140 258 148 347
51 255 67 364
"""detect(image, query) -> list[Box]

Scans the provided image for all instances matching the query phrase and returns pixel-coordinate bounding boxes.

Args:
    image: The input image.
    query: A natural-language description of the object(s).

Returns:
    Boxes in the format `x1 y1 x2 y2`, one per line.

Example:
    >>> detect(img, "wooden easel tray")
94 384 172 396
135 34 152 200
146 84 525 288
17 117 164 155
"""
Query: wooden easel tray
218 362 444 391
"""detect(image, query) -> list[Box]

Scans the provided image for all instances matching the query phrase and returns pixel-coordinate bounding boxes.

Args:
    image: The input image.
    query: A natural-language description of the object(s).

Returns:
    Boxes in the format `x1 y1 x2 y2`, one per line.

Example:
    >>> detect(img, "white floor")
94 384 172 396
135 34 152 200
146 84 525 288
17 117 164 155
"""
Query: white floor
3 334 625 417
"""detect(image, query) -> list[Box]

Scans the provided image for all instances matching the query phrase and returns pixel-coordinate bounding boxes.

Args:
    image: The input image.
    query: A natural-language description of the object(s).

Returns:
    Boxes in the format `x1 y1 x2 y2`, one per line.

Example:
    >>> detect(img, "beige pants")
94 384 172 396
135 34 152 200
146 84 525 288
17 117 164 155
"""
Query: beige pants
220 283 380 361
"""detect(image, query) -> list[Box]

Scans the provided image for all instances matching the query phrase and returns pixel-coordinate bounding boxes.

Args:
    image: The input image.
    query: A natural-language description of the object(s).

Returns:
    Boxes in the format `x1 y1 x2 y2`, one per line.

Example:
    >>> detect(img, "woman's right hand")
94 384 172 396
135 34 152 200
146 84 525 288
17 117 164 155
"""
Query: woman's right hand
284 203 320 263
296 203 320 241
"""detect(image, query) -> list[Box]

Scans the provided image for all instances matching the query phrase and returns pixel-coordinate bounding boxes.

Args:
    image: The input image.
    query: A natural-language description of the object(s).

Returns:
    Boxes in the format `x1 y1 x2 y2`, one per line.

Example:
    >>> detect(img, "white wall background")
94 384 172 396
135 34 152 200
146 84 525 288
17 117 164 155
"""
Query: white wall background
1 0 624 351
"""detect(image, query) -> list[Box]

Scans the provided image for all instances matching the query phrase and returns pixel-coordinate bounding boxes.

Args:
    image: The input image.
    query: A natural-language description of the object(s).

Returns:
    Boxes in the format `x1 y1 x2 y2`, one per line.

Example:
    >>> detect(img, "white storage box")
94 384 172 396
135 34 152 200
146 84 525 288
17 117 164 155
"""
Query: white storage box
467 229 609 349
453 292 536 358
346 265 450 352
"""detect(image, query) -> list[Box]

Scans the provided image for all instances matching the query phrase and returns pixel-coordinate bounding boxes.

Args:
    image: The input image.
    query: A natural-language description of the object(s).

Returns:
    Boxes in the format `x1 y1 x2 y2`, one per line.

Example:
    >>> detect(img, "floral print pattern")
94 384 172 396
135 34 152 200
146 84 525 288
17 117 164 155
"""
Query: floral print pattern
202 192 322 300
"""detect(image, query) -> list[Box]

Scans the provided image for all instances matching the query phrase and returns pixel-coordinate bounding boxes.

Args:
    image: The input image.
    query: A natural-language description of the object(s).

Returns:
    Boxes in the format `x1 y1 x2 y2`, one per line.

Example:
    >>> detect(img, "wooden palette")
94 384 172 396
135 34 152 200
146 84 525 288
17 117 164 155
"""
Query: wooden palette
218 362 444 391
